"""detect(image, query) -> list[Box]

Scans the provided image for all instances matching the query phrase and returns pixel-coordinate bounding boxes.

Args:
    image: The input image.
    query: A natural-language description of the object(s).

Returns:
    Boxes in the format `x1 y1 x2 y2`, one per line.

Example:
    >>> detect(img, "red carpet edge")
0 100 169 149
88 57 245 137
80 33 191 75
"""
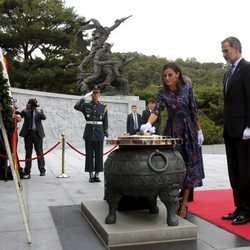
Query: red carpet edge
188 189 250 241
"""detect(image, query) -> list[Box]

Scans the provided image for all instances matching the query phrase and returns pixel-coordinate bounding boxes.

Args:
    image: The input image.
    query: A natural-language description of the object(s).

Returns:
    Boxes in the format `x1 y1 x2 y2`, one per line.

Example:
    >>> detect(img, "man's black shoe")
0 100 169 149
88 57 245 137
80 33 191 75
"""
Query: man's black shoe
232 215 250 225
40 172 45 176
95 177 101 182
222 210 239 220
23 174 31 179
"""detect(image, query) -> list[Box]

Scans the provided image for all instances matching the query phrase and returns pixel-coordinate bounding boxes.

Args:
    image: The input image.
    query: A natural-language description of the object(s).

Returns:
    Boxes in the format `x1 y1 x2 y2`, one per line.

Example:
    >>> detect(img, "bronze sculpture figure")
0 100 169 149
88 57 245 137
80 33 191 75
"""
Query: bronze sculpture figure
75 16 134 95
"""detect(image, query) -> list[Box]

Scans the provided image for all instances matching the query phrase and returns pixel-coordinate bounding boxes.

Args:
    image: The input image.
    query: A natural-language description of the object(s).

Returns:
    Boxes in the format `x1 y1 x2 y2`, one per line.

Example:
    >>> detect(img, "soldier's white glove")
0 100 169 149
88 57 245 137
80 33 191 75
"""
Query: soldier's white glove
197 130 204 145
83 91 93 99
140 122 152 133
242 127 250 140
149 126 156 134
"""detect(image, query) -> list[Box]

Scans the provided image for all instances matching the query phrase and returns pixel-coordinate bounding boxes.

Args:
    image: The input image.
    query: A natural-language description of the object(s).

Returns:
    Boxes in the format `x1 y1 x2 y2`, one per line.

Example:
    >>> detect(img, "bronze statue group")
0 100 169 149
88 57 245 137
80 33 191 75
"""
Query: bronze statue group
75 16 134 95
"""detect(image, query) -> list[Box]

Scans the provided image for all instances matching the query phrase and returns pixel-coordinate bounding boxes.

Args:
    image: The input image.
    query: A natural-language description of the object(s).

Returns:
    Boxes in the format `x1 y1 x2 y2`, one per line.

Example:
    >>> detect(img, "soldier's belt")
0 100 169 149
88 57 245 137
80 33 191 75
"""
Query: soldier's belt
86 121 103 125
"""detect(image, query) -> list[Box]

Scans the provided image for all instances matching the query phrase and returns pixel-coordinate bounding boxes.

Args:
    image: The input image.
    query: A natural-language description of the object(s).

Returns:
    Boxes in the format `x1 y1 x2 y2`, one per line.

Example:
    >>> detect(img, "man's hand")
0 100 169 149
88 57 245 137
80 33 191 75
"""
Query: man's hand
140 122 152 133
242 127 250 140
197 130 204 145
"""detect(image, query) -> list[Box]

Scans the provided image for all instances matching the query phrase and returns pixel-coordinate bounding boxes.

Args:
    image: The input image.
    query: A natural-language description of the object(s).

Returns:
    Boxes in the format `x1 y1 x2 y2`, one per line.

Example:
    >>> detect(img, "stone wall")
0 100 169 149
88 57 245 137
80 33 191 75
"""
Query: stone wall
12 88 145 151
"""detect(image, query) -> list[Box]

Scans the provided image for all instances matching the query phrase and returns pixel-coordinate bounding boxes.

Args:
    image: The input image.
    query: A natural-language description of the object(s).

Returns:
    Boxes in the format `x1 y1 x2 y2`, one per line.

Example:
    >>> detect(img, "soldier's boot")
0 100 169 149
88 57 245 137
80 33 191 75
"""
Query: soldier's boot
89 172 95 183
94 172 101 182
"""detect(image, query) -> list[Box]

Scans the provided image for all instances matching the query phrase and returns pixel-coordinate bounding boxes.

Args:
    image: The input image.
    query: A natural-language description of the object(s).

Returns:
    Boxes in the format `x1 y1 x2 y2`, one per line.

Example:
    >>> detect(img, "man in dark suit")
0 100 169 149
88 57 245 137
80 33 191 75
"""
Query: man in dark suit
142 99 161 135
126 105 142 135
221 36 250 225
20 98 46 179
74 86 108 183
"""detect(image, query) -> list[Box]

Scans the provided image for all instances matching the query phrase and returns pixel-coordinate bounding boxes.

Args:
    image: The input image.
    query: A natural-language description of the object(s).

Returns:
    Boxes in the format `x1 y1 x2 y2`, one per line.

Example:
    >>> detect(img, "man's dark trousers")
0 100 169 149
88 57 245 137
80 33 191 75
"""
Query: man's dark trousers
85 140 103 172
24 130 45 174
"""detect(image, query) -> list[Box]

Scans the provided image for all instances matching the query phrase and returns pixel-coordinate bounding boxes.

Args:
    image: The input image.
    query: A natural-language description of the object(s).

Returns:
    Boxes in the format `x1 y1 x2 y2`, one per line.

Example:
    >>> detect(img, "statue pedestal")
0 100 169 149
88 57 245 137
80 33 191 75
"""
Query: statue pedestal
80 200 197 248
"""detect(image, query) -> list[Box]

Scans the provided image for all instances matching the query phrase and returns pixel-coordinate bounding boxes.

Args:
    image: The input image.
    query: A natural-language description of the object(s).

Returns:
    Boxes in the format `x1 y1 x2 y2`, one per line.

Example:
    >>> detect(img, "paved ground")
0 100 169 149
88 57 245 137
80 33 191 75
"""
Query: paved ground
0 144 247 250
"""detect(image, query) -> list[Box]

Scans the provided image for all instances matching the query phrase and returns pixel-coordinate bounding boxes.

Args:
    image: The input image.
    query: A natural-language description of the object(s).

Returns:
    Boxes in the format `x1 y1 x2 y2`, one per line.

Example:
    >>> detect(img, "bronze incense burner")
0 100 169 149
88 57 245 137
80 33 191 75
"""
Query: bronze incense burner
104 134 186 226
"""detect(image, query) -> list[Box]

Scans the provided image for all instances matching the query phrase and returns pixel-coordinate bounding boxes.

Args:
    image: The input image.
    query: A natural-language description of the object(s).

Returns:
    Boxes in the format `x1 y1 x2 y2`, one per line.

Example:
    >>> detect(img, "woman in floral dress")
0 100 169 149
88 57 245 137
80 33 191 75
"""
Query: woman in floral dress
141 62 205 218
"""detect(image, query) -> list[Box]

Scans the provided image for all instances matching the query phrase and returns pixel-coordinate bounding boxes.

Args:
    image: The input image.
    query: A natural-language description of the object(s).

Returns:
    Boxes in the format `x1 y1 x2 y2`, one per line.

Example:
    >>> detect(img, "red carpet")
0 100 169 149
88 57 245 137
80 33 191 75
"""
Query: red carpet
188 189 250 241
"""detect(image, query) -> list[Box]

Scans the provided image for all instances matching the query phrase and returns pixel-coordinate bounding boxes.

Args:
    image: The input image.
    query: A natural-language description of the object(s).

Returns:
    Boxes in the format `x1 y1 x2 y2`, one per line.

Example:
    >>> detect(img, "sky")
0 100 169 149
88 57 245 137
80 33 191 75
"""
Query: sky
64 0 250 63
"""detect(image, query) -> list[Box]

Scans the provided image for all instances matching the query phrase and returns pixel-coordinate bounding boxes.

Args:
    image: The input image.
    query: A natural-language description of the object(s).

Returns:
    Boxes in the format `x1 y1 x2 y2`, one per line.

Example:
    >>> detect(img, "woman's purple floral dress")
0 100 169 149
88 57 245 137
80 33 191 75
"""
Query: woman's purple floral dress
152 83 204 189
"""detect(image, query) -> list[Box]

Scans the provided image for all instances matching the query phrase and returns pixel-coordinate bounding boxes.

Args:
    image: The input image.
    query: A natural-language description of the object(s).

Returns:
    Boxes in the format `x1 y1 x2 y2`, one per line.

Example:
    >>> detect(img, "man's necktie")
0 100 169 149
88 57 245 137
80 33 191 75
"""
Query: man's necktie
225 65 235 91
133 113 138 130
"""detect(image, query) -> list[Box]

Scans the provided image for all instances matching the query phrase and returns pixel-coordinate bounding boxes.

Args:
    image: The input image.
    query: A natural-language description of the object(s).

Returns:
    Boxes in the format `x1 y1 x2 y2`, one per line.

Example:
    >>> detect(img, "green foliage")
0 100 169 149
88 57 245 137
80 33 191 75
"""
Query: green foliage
0 63 14 133
0 0 83 93
174 57 226 86
133 83 161 100
122 52 167 90
195 83 224 126
199 112 223 145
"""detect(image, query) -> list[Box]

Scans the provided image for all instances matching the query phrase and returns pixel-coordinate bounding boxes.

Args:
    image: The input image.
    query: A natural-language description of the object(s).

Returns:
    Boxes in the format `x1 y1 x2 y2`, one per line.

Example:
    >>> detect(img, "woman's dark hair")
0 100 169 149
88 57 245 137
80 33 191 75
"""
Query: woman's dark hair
162 62 185 92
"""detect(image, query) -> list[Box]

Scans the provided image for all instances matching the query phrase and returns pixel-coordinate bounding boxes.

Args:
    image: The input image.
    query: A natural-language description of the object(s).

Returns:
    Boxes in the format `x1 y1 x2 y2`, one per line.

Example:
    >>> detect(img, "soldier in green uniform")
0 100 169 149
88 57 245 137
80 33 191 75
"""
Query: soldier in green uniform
74 86 108 182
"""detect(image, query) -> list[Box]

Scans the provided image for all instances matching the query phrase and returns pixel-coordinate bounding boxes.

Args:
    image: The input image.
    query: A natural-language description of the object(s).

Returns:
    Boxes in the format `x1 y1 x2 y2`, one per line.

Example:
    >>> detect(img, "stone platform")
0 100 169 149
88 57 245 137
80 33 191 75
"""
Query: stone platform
80 200 197 247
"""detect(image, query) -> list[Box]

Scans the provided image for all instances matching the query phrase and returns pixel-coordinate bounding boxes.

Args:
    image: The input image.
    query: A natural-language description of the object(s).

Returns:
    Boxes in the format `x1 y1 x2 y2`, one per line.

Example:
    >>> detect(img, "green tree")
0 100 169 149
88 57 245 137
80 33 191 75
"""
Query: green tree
122 52 167 90
195 83 224 126
0 0 83 93
199 112 223 144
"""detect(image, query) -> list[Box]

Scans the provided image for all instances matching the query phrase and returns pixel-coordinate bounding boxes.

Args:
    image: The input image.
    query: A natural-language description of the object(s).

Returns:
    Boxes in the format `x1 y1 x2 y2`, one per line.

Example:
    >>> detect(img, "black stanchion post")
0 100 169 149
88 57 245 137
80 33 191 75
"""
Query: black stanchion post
57 133 69 178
